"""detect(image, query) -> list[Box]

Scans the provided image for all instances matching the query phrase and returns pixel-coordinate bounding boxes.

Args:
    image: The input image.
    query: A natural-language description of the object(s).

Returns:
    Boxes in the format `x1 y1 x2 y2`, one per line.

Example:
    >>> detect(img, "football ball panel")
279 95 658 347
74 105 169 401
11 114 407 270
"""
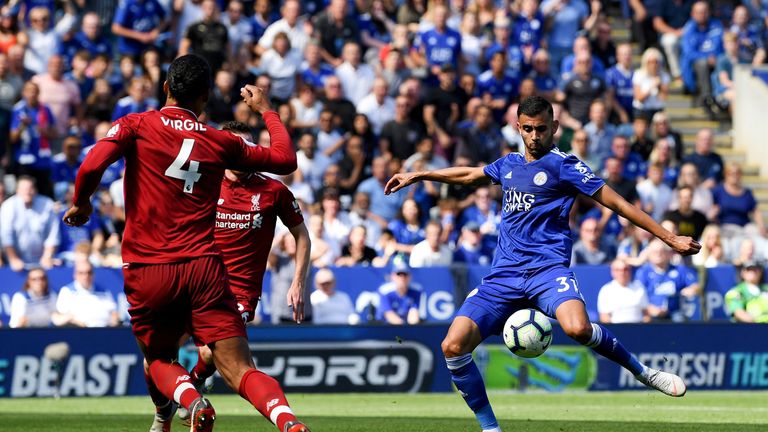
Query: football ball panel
502 309 554 358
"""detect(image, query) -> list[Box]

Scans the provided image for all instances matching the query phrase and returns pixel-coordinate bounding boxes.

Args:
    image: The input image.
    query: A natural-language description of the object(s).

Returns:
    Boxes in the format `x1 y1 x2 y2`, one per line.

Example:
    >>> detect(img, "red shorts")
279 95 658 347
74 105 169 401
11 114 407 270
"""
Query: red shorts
123 255 246 359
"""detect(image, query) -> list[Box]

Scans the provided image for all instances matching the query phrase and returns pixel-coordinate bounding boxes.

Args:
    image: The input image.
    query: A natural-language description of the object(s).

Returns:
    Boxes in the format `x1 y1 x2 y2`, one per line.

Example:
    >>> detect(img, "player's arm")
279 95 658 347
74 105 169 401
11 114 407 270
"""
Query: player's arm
64 120 133 227
287 222 311 324
233 86 297 175
591 185 701 256
385 166 491 195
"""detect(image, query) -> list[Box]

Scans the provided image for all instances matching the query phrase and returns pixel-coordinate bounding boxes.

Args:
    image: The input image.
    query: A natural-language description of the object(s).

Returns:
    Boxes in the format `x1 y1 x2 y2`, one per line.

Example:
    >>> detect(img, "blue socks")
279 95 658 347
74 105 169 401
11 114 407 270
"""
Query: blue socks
446 353 498 430
585 323 645 375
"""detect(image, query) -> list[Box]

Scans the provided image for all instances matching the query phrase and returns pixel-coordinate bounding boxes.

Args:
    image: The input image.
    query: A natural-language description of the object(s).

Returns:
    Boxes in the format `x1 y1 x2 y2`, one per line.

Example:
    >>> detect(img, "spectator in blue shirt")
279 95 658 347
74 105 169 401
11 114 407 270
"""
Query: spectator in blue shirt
605 43 634 124
680 1 723 106
560 35 607 82
478 50 519 122
541 0 600 76
635 239 699 322
58 12 112 68
527 49 559 101
729 5 766 65
376 260 422 324
602 135 646 182
583 99 617 163
111 77 159 122
9 81 56 197
111 0 168 59
512 0 545 51
485 16 527 81
712 163 766 240
388 198 425 253
452 222 494 265
0 176 60 271
357 156 407 221
682 128 724 188
50 134 83 201
458 186 500 252
413 4 462 80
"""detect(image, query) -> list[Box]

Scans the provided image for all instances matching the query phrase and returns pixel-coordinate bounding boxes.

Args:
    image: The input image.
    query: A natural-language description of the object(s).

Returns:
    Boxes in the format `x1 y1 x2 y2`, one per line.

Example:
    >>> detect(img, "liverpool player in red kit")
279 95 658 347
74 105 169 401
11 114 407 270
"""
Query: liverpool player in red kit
62 55 310 432
177 121 311 425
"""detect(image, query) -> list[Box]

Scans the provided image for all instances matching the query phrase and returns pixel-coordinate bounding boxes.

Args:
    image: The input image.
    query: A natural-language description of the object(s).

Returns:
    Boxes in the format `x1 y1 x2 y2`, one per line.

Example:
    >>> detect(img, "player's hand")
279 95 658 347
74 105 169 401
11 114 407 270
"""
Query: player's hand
62 203 93 227
385 172 420 195
668 235 701 256
241 84 272 114
287 282 305 324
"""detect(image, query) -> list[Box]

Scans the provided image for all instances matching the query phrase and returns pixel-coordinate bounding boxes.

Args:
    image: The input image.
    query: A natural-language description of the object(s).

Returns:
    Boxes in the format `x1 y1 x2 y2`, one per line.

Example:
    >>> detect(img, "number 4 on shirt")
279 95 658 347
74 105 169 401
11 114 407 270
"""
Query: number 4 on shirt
165 138 201 193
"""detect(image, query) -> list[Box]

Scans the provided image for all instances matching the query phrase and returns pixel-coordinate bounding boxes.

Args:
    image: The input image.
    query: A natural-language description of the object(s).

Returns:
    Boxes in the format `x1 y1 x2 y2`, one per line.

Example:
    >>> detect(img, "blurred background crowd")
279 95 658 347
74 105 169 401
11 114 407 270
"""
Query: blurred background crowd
2 0 768 327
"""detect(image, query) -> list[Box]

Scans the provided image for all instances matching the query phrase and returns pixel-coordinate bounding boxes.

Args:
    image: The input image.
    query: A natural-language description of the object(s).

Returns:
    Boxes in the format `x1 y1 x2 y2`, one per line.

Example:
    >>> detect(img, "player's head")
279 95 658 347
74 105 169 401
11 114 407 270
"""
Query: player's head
221 121 255 178
517 96 558 159
164 54 212 114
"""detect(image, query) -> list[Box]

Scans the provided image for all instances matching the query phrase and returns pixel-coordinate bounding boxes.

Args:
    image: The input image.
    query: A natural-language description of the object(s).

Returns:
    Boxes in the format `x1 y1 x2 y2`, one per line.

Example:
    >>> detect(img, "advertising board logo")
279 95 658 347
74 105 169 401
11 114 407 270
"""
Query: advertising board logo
247 341 434 393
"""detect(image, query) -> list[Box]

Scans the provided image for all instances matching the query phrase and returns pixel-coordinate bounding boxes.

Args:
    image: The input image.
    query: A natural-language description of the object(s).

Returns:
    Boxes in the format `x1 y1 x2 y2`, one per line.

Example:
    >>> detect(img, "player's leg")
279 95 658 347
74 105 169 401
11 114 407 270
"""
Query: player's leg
125 262 215 432
190 256 308 432
143 358 177 432
210 336 309 432
555 299 686 397
442 316 501 432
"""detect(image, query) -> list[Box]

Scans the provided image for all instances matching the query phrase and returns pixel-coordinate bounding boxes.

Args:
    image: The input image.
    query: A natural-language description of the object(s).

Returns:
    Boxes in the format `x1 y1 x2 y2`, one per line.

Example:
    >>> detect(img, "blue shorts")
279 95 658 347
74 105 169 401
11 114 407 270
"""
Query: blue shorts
457 265 585 339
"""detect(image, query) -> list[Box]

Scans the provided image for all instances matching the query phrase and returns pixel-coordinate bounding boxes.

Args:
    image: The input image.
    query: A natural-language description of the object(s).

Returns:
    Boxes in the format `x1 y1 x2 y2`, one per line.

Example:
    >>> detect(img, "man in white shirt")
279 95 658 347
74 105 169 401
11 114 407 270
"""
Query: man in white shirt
310 268 358 324
597 258 649 324
410 220 453 267
256 0 310 55
335 42 376 106
356 77 395 135
55 260 120 327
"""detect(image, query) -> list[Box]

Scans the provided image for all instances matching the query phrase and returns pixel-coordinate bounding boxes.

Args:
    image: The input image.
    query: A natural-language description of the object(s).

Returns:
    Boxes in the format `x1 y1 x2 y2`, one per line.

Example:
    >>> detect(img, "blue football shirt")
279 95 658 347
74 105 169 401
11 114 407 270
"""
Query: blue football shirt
482 149 605 275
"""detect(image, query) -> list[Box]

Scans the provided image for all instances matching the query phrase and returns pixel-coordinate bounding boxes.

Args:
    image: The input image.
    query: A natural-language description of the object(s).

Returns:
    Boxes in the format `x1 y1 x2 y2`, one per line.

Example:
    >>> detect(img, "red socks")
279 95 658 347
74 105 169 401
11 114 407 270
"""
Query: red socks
148 360 201 410
238 368 297 430
191 350 217 383
144 369 171 409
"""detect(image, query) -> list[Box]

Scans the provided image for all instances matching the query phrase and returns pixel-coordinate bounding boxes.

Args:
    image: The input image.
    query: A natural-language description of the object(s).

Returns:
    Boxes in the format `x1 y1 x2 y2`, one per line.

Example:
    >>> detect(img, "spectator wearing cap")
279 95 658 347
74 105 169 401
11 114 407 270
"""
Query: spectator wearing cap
409 220 452 268
452 221 493 265
56 260 119 327
377 261 421 325
597 258 649 323
50 134 83 201
571 217 615 265
311 268 358 324
725 261 768 323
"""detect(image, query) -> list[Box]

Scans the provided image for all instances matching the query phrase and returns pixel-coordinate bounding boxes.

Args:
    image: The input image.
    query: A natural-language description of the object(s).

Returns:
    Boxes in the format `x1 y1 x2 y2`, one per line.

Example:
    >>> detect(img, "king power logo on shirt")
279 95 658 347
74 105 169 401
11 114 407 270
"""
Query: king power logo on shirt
503 187 536 213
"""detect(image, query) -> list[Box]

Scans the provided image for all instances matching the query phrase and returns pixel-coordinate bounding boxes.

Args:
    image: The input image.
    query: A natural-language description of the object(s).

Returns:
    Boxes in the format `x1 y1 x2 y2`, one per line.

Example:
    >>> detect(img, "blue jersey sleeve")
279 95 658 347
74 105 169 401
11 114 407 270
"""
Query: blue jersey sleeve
377 291 393 319
559 155 605 196
113 1 130 27
483 156 506 184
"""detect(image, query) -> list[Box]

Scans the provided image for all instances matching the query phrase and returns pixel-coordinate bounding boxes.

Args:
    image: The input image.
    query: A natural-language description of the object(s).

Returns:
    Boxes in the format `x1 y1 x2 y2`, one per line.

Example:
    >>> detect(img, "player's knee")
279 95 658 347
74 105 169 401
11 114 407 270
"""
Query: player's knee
199 345 214 365
562 321 592 344
441 338 466 358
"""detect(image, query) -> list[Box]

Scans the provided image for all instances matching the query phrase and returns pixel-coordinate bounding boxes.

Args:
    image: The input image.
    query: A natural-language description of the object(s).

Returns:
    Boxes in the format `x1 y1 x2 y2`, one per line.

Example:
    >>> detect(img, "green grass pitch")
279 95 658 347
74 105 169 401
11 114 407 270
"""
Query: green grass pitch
1 391 766 431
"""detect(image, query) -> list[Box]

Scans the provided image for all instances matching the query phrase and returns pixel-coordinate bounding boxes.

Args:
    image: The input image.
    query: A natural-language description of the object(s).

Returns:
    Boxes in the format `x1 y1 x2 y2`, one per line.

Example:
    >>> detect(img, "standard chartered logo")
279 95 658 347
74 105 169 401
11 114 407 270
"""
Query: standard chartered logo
503 187 536 212
216 211 263 230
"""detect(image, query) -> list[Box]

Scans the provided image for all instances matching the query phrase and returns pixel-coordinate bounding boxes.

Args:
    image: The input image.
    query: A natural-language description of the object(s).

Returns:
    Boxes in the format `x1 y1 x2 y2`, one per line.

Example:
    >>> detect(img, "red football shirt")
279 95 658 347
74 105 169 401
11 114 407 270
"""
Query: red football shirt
73 107 296 264
215 173 304 297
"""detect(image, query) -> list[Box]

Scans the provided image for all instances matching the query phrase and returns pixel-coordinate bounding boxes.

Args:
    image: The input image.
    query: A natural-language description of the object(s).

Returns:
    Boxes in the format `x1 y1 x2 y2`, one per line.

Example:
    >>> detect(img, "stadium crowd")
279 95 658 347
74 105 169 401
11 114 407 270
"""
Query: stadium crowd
2 0 768 327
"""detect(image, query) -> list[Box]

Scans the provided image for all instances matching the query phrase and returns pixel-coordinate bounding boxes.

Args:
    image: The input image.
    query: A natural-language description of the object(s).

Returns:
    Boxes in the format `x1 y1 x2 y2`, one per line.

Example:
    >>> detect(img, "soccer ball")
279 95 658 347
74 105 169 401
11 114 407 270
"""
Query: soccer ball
502 309 553 358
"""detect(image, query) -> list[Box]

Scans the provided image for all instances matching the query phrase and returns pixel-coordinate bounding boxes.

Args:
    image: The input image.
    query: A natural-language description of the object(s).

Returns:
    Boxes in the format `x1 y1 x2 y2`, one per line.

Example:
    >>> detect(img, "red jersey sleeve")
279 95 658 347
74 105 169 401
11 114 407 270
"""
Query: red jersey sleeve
275 184 304 229
229 111 296 175
73 115 137 207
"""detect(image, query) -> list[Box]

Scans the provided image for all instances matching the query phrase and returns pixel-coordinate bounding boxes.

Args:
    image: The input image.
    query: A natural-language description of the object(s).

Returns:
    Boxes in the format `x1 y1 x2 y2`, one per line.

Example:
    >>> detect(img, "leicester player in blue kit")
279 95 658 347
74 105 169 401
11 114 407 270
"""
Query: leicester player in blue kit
385 96 701 432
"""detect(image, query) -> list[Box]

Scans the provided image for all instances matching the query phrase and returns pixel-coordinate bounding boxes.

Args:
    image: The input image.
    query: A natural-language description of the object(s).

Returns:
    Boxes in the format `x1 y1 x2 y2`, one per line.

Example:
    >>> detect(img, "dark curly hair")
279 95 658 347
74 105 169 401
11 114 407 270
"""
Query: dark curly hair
166 54 212 106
